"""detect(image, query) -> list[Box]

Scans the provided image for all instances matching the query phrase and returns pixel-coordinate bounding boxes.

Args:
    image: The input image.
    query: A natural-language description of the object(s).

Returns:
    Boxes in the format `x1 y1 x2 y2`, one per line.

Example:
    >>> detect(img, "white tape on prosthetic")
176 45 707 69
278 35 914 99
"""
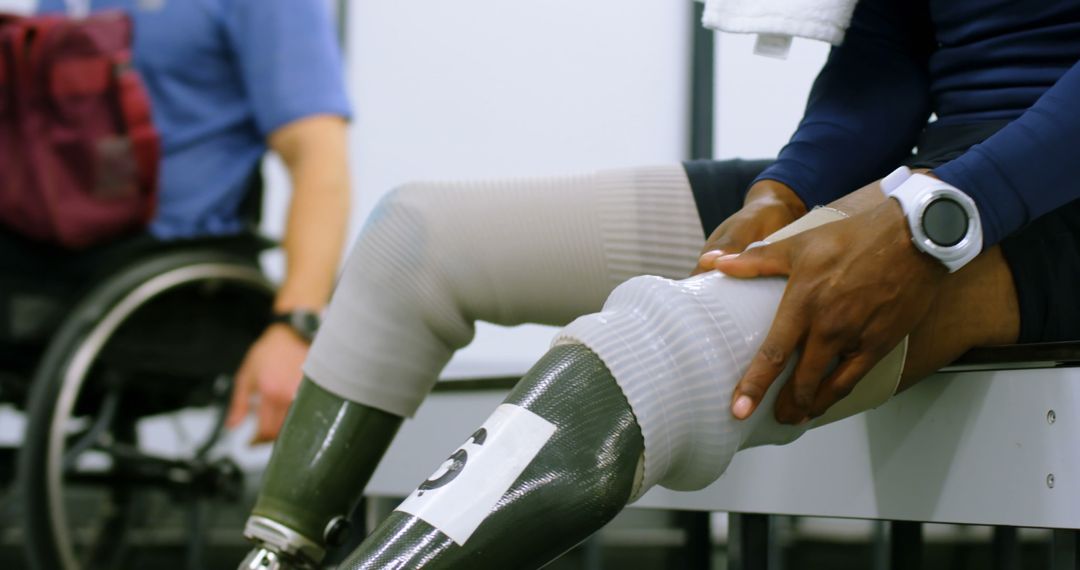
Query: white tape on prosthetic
556 207 907 498
339 343 642 570
397 404 556 545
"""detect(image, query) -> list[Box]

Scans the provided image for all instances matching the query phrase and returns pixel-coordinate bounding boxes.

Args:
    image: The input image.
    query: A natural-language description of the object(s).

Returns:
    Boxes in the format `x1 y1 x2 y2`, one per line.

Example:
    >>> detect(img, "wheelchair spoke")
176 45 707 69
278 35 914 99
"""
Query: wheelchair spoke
69 443 193 489
80 489 135 570
185 499 208 570
194 374 233 459
59 421 143 570
62 389 122 470
65 441 244 502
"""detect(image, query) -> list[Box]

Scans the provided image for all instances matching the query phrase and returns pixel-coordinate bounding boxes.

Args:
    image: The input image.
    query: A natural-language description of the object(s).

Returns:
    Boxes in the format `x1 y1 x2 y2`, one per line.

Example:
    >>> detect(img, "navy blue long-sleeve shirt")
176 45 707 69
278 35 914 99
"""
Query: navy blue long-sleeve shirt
756 0 1080 247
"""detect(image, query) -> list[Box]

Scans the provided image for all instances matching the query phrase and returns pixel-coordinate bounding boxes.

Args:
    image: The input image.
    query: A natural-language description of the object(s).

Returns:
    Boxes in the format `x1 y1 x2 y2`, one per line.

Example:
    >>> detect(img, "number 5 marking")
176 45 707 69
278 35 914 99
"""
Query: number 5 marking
417 428 487 496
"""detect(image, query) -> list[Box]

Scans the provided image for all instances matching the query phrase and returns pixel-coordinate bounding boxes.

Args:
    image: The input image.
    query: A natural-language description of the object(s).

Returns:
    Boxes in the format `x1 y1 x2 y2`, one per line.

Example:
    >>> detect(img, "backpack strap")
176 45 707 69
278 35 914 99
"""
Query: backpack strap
0 27 8 111
111 49 159 221
10 16 65 102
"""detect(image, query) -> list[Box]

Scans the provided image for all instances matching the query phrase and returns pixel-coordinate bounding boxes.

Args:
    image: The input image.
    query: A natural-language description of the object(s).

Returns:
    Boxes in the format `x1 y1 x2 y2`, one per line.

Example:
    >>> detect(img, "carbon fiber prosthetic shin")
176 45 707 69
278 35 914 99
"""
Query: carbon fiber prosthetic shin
240 380 402 569
339 344 641 570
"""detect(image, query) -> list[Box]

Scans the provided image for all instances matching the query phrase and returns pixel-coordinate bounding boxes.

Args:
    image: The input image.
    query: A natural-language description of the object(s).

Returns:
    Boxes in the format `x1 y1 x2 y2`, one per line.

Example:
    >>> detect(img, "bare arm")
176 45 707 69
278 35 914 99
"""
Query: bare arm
226 114 351 442
270 114 351 313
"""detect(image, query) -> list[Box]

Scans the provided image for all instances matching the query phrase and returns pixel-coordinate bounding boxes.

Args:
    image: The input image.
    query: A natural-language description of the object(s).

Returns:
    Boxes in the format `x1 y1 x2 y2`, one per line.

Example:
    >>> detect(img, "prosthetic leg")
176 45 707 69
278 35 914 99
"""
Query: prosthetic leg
340 344 640 569
238 166 704 569
239 380 402 569
336 208 907 569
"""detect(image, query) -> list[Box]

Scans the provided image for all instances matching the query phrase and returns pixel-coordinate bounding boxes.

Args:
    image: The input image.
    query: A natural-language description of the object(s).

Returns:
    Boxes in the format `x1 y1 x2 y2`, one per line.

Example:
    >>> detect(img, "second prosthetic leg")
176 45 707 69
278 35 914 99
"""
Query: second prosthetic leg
239 166 706 568
243 167 903 567
240 380 403 569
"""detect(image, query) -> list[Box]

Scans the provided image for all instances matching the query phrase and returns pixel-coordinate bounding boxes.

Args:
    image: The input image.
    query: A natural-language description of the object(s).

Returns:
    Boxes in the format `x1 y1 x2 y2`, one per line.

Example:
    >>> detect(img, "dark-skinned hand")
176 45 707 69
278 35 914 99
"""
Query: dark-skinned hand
710 197 947 424
692 180 807 275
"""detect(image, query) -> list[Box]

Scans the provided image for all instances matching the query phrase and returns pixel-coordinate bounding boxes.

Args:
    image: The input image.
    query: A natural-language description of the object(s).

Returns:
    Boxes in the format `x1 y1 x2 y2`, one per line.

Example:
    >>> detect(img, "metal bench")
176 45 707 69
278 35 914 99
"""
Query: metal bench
364 341 1080 569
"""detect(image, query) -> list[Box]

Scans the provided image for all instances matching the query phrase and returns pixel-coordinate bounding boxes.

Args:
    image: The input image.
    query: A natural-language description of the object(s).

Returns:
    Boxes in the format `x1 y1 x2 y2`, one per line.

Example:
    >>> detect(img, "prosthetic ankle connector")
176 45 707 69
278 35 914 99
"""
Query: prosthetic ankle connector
238 548 286 570
239 516 325 570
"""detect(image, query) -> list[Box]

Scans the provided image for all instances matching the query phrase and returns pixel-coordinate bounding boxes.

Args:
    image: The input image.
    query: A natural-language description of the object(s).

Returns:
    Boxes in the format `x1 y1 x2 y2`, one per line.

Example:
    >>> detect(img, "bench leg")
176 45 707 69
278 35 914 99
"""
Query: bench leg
873 521 889 570
890 521 923 570
1051 529 1078 570
729 513 769 570
675 511 712 569
185 499 207 570
581 534 603 570
992 526 1021 570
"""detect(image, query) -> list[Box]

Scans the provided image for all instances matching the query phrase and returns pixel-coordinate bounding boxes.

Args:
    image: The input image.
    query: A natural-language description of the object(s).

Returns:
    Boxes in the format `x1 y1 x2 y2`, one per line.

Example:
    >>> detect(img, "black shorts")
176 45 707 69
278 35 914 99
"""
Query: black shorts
683 122 1080 344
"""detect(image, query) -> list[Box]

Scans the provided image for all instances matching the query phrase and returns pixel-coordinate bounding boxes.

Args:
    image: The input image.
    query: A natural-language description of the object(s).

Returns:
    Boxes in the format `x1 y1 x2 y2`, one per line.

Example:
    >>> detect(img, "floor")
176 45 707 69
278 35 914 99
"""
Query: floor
0 488 1060 570
0 408 1062 569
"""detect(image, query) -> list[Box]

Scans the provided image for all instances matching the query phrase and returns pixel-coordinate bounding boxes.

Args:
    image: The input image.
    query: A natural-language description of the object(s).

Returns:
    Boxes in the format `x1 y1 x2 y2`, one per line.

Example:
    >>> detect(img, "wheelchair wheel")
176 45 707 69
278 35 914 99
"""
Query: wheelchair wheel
19 250 274 570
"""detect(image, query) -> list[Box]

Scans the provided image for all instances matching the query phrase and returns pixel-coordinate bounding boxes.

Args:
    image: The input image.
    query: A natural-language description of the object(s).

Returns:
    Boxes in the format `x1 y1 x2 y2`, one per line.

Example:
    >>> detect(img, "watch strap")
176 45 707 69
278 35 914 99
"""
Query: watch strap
270 309 321 342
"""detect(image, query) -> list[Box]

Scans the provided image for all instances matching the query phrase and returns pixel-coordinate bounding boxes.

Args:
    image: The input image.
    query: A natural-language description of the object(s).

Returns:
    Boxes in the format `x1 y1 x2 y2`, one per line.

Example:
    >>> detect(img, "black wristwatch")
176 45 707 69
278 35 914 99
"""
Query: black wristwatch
269 309 322 343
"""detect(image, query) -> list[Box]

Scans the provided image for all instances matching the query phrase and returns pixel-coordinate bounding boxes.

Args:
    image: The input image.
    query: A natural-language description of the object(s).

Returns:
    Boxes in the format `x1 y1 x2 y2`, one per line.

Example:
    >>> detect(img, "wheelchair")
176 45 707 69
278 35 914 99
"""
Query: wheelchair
0 217 276 569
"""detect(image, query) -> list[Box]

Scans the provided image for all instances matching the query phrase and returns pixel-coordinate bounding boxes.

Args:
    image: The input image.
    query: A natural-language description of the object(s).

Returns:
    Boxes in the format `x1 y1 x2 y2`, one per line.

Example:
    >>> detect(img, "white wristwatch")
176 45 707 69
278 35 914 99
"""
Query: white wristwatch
880 166 983 273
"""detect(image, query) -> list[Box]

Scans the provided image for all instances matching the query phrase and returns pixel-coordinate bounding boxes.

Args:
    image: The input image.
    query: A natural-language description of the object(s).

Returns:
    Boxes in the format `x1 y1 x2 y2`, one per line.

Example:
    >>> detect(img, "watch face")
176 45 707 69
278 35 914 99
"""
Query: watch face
292 311 321 338
921 197 968 247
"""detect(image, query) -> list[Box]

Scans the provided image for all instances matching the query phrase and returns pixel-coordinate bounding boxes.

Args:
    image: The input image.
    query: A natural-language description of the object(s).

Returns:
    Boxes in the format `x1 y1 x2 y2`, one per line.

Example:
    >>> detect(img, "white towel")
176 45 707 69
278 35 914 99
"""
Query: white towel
700 0 860 58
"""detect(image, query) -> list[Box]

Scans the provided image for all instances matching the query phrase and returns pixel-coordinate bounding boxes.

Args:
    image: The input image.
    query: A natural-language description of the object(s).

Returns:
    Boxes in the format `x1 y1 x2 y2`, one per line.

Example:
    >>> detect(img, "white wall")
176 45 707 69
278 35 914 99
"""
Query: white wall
713 34 828 159
346 1 692 207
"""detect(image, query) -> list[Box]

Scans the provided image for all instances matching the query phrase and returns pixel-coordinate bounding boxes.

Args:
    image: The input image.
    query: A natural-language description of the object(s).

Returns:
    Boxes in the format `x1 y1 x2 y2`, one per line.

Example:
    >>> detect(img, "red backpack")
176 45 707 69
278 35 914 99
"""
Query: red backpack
0 10 159 250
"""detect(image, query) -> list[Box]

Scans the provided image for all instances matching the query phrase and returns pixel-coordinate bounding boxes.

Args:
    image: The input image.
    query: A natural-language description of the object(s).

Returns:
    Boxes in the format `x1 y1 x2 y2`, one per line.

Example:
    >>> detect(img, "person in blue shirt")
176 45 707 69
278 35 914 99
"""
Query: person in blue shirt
691 0 1080 424
37 0 353 441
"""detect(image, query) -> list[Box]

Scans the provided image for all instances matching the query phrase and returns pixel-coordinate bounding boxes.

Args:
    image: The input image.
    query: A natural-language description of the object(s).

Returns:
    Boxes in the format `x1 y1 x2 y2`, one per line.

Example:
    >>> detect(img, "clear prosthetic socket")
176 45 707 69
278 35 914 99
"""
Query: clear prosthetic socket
558 207 906 494
241 379 403 568
338 344 643 570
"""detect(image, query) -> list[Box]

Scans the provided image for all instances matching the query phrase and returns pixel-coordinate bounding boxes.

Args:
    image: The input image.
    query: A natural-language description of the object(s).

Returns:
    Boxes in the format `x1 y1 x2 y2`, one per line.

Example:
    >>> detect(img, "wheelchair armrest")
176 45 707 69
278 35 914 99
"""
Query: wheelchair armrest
158 231 278 257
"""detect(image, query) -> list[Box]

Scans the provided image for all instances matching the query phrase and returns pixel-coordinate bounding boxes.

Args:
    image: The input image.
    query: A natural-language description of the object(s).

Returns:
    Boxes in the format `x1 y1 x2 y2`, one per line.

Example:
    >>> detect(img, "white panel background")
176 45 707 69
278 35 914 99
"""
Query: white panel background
713 34 828 159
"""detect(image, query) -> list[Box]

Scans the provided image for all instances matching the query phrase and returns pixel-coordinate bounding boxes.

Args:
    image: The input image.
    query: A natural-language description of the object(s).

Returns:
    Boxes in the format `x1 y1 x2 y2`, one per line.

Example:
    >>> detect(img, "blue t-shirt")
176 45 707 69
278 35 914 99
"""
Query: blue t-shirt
39 0 351 239
756 0 1080 248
